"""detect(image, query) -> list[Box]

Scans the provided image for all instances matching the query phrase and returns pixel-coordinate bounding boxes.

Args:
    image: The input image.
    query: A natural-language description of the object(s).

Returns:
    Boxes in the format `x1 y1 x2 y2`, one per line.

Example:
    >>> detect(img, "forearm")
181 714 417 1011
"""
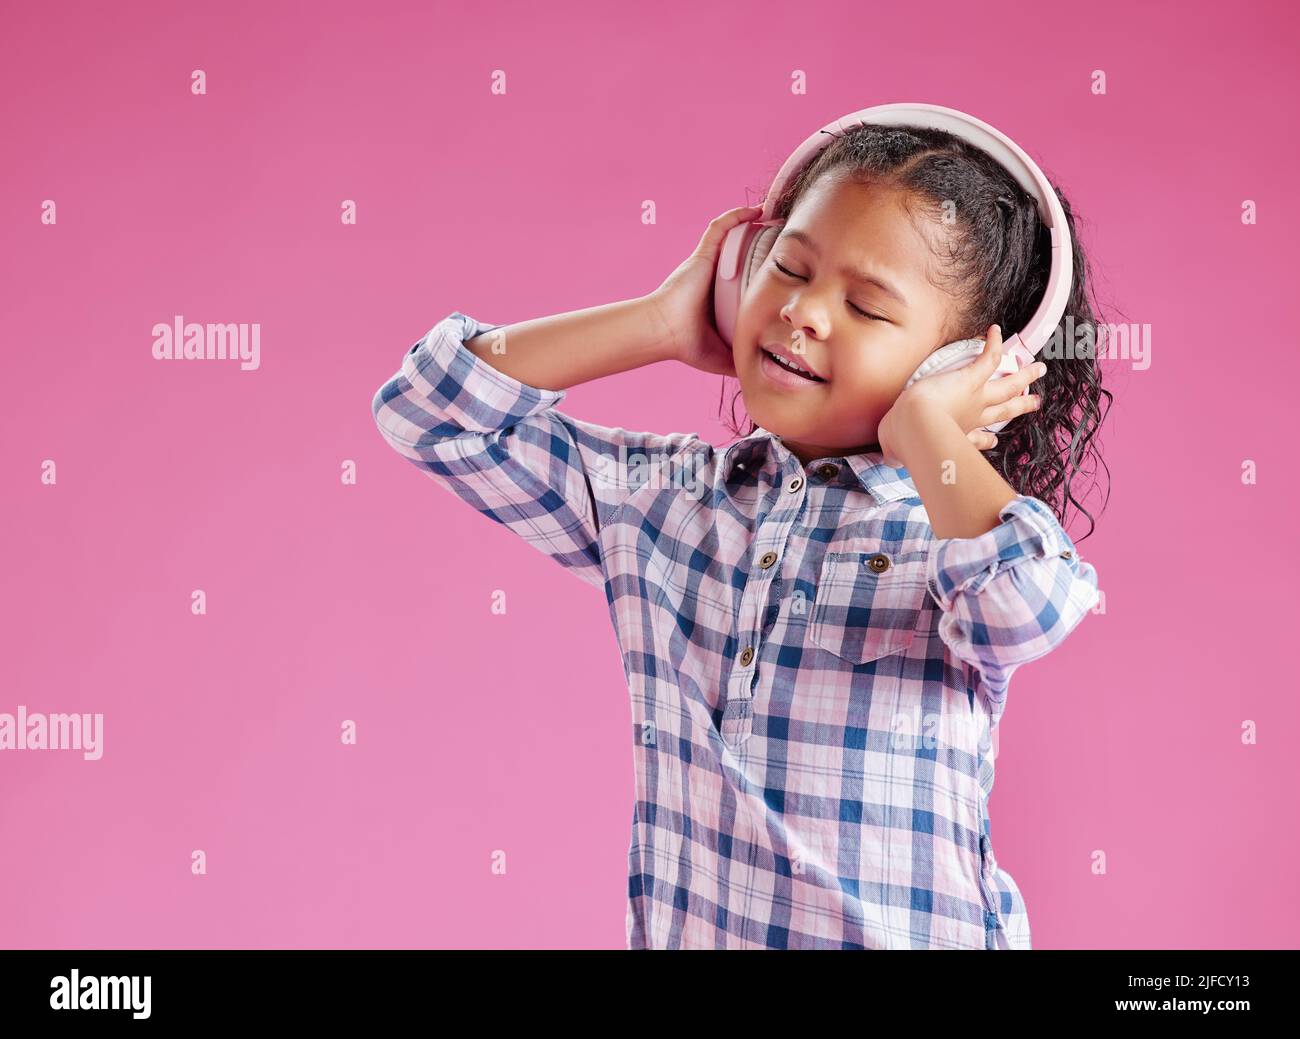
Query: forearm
887 400 1018 540
464 294 676 391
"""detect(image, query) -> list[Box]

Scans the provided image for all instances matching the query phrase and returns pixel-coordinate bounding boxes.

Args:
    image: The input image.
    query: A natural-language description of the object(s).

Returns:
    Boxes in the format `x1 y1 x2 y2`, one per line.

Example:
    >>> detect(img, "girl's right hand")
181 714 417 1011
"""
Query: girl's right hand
646 205 764 378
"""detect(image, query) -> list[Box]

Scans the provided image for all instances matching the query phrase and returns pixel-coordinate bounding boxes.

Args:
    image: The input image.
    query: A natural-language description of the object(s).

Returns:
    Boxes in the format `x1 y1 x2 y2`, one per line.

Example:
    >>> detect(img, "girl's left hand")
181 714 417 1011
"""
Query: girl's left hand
877 324 1047 464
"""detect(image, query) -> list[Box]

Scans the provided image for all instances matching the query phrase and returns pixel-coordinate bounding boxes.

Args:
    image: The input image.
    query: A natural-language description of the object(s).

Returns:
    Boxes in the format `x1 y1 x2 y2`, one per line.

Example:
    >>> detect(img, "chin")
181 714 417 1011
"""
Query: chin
738 390 807 441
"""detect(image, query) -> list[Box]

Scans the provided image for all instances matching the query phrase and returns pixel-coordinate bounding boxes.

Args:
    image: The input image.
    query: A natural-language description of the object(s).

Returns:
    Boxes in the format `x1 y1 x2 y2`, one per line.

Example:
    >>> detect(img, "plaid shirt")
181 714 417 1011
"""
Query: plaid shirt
373 311 1101 950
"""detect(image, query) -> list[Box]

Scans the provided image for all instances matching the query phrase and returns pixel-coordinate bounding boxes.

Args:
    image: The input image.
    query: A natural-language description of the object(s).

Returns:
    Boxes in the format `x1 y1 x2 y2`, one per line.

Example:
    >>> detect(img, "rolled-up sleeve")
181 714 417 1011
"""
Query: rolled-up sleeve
371 311 700 590
926 494 1100 713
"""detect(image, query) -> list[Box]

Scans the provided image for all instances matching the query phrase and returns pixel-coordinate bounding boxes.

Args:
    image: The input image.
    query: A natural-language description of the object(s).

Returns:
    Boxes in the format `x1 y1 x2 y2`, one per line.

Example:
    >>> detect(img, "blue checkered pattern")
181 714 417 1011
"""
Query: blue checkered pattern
373 311 1102 949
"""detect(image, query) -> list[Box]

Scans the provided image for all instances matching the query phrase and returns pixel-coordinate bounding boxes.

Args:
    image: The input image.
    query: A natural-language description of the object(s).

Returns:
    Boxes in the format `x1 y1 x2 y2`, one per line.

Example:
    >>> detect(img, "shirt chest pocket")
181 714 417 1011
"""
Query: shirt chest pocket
808 550 930 665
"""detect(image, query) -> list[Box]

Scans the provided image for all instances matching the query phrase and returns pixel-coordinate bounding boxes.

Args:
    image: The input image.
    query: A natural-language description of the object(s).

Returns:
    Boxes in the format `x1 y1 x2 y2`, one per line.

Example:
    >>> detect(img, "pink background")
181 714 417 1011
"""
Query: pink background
2 0 1297 949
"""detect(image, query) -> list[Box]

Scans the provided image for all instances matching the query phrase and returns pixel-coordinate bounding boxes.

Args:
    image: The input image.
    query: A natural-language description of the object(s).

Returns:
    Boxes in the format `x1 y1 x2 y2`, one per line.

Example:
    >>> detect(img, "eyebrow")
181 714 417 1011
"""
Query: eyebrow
779 228 910 308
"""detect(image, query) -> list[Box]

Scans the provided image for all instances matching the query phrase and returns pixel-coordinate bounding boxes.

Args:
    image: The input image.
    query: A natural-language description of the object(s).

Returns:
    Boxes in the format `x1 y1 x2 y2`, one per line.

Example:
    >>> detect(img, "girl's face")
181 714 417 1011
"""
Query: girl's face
732 173 965 468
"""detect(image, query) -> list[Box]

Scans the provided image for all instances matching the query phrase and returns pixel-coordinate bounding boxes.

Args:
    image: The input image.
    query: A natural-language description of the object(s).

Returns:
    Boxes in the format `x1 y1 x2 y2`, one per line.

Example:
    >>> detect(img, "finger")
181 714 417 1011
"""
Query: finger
989 394 1042 425
1003 355 1047 389
1022 359 1048 386
988 358 1045 405
983 324 1003 369
699 205 764 251
717 205 763 227
991 367 1039 404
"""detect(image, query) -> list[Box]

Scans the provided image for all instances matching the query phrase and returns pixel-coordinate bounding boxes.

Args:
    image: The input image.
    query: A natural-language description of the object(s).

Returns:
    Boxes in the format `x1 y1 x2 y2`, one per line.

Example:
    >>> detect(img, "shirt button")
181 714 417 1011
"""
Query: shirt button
739 646 754 666
815 463 838 480
758 551 778 569
865 553 891 574
1060 550 1073 559
786 476 803 493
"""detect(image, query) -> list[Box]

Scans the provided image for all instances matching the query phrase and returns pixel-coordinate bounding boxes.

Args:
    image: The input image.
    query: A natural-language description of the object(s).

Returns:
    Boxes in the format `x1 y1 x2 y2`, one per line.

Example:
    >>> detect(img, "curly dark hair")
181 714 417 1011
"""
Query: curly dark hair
720 122 1114 542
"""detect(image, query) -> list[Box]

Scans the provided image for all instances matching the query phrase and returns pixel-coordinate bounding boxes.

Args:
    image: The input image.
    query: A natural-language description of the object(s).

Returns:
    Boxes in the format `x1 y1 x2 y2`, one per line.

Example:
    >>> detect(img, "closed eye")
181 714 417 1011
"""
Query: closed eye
772 261 889 322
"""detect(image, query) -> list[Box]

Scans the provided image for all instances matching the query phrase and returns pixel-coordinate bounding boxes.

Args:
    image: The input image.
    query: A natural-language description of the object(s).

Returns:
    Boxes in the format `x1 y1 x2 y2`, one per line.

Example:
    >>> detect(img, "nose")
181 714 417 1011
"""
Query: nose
780 298 827 346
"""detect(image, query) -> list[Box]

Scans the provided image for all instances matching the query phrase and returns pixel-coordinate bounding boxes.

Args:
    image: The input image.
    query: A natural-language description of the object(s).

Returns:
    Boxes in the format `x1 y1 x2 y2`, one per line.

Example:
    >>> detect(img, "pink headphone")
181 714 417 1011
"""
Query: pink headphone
711 102 1073 433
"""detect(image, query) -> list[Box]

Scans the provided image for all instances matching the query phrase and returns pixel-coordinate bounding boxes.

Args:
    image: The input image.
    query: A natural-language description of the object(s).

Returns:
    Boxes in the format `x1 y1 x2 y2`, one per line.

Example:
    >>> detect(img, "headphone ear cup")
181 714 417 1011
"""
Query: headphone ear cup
903 337 1027 433
904 339 987 389
742 226 779 299
713 220 776 346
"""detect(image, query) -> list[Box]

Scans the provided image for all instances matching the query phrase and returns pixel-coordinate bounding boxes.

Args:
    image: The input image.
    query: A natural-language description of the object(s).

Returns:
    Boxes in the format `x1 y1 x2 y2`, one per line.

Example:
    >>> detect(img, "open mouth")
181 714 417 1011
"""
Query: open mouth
762 348 826 383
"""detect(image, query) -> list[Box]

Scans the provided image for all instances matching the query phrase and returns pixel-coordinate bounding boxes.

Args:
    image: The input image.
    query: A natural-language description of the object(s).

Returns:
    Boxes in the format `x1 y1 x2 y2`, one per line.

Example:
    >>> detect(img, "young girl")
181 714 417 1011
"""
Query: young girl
372 121 1108 950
